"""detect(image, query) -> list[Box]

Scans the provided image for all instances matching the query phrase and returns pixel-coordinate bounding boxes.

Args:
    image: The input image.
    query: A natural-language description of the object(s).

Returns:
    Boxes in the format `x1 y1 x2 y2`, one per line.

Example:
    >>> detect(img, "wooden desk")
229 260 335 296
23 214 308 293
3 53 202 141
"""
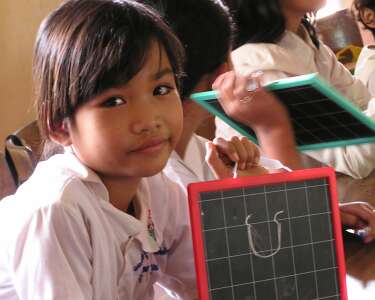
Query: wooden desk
336 171 375 207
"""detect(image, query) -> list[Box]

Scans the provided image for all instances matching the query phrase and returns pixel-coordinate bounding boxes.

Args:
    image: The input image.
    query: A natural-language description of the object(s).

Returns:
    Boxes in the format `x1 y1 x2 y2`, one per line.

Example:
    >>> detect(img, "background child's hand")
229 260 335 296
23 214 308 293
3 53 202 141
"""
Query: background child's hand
212 71 302 170
205 136 268 179
212 71 289 129
340 202 375 243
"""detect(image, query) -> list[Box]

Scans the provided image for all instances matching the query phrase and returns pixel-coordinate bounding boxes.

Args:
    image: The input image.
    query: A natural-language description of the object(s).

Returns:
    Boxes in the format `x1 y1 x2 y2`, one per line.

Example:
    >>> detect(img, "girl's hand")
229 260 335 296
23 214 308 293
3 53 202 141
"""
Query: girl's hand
340 201 375 243
205 136 268 179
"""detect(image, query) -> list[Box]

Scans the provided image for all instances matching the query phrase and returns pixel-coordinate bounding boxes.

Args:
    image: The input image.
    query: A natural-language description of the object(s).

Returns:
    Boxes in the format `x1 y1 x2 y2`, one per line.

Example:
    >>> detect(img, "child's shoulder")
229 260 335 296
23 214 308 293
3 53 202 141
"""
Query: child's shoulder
0 153 99 234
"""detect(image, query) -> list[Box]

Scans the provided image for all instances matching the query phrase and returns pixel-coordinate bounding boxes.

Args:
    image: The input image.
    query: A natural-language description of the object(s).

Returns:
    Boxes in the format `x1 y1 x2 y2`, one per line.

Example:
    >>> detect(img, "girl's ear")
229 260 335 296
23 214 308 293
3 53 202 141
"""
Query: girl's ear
49 120 72 146
360 7 375 29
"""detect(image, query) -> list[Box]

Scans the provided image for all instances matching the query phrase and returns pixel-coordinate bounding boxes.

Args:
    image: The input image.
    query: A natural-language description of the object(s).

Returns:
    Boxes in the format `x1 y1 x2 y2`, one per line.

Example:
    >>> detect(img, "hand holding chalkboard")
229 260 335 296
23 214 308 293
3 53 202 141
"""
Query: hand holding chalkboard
211 71 291 132
192 73 375 151
210 71 302 170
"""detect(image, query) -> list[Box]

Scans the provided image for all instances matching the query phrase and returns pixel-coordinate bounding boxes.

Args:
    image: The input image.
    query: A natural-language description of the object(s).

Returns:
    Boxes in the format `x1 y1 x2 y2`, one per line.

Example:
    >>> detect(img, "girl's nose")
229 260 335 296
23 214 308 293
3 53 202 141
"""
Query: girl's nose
132 118 162 134
130 103 162 134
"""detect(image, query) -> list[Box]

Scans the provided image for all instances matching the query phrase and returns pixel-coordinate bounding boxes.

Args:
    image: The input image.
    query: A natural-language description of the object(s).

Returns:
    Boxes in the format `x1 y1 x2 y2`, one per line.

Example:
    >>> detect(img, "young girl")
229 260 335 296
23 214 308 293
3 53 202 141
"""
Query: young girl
218 0 375 180
0 1 198 299
354 0 375 96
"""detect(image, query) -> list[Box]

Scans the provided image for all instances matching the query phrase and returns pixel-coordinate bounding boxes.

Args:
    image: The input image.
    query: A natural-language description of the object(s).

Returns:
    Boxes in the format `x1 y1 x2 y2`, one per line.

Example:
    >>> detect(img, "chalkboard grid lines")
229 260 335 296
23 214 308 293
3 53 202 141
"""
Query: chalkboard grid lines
199 180 341 300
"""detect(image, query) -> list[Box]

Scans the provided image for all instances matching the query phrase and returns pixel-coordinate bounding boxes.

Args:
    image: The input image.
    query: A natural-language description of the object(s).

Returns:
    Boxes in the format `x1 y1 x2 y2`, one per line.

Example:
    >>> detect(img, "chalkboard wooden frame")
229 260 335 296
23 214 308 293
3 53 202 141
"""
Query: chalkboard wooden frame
188 167 347 300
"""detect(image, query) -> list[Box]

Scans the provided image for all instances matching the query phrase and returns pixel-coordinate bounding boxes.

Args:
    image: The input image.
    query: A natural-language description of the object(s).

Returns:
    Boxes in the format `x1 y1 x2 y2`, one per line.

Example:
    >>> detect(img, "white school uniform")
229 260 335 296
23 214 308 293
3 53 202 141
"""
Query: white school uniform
164 134 216 192
0 152 197 300
216 26 375 179
161 134 288 300
355 45 375 97
164 133 288 192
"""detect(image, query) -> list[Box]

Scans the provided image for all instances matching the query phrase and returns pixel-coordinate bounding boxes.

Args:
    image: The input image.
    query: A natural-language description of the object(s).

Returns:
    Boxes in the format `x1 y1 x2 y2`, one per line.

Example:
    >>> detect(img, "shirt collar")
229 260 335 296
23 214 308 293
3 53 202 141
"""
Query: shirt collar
60 149 160 252
61 147 103 184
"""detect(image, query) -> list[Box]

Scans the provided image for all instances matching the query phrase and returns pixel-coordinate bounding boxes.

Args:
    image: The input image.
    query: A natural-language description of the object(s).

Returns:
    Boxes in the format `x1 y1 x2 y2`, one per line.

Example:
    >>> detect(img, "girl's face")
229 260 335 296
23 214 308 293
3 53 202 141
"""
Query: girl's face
62 41 183 180
282 0 326 15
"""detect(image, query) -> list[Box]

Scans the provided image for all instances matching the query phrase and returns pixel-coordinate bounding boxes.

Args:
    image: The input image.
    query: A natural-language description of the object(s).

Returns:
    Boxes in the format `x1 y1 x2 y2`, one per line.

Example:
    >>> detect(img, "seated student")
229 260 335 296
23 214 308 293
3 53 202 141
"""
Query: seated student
0 1 197 299
354 0 375 96
141 0 301 193
214 71 375 244
141 0 375 249
218 0 375 180
139 1 300 298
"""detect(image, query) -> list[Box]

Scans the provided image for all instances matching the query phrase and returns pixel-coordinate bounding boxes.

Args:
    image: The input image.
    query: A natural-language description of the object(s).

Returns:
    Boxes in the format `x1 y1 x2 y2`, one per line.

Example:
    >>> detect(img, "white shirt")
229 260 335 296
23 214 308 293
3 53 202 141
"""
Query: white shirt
164 134 216 192
216 26 375 179
355 45 375 97
164 134 289 192
0 152 197 300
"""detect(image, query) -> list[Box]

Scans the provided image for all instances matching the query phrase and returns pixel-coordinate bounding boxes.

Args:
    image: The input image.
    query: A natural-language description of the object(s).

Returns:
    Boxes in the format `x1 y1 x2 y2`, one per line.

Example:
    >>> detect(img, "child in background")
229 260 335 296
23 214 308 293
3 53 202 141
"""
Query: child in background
219 0 375 180
141 0 301 193
354 0 375 96
0 1 197 299
213 71 375 244
141 0 375 247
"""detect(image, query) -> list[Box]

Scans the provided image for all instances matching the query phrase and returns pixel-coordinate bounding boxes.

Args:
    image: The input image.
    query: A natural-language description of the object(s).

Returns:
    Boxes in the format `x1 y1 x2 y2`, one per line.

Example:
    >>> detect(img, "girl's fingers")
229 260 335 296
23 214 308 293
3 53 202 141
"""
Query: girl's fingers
205 142 234 179
212 137 240 163
228 136 249 169
340 211 359 227
233 74 251 100
340 202 375 243
240 136 260 167
213 136 262 171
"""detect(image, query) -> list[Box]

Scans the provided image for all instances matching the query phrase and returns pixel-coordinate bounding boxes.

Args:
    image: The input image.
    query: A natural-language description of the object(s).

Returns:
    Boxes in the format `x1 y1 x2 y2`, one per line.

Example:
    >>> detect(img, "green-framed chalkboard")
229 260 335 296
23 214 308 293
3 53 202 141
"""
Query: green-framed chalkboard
191 73 375 151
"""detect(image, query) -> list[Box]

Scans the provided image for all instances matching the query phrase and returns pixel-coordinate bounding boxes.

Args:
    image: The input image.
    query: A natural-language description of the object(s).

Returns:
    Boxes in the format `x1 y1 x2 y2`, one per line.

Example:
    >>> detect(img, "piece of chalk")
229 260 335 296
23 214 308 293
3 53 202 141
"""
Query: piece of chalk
346 227 371 238
233 162 239 178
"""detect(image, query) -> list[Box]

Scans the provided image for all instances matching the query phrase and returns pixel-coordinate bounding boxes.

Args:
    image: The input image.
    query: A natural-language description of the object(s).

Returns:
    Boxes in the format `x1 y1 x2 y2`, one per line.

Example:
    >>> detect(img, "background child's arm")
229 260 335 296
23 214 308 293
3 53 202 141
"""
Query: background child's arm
340 201 375 244
205 136 268 179
212 71 302 170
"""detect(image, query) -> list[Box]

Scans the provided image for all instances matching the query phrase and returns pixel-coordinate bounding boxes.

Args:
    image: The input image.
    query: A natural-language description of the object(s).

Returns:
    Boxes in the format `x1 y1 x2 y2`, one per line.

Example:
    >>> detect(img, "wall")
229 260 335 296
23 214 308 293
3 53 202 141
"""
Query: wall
0 0 61 146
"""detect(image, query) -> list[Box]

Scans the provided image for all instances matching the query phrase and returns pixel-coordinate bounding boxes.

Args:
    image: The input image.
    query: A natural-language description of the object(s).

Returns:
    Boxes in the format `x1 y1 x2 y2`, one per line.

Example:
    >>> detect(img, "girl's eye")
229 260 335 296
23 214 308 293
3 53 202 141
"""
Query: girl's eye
154 85 173 96
101 97 126 107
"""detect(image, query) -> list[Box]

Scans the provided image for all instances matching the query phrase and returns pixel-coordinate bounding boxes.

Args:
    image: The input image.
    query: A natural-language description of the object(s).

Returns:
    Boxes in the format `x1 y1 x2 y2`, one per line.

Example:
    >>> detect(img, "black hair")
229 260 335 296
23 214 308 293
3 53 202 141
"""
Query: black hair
33 0 185 137
140 0 234 99
353 0 375 34
224 0 320 49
